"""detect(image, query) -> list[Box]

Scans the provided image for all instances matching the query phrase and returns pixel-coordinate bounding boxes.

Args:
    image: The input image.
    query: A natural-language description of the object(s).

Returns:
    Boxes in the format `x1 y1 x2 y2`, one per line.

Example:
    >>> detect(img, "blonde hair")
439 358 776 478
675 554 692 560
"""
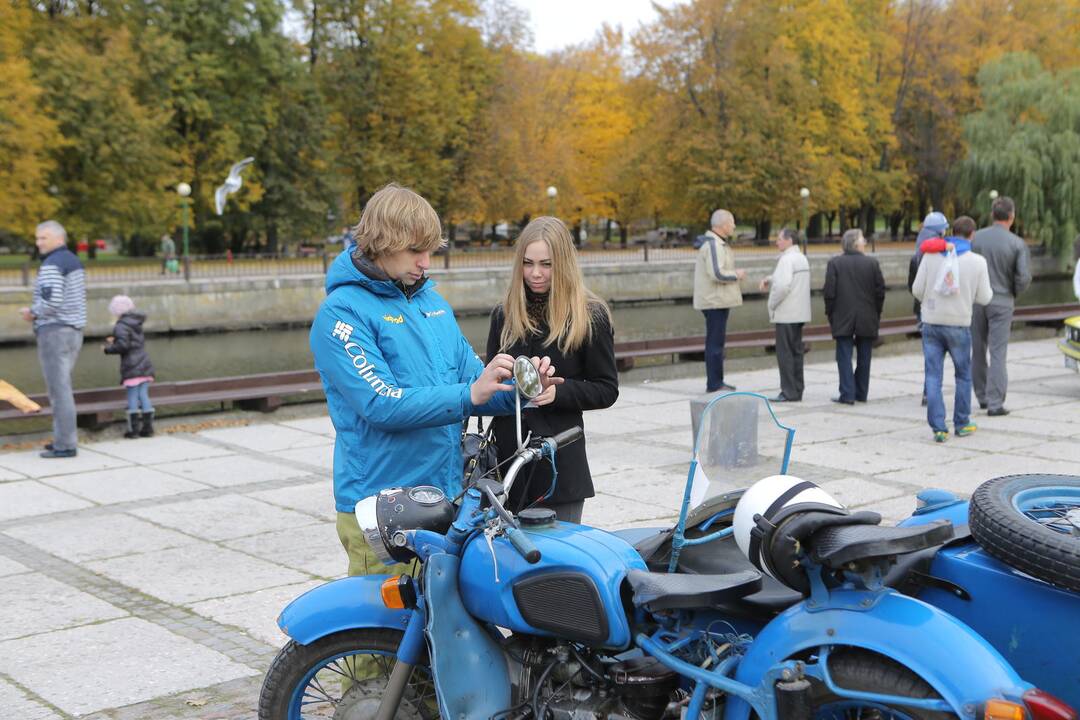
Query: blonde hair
352 183 445 258
499 216 611 355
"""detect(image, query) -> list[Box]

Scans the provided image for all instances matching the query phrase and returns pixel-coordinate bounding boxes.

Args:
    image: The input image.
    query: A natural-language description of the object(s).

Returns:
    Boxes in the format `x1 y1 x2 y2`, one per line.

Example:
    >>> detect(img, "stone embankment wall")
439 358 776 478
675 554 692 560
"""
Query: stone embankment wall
0 250 1062 342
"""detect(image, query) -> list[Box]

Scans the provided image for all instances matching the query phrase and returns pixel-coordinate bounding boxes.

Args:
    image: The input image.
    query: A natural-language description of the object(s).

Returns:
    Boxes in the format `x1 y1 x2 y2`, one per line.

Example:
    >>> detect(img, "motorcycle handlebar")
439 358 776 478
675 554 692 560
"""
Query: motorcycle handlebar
547 426 584 450
505 526 541 563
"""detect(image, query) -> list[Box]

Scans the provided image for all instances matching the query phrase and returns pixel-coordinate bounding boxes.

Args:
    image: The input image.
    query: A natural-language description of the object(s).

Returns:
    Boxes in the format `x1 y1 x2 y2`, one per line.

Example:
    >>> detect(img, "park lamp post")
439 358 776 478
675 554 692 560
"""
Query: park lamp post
799 187 810 254
176 182 192 258
988 189 999 224
547 185 558 217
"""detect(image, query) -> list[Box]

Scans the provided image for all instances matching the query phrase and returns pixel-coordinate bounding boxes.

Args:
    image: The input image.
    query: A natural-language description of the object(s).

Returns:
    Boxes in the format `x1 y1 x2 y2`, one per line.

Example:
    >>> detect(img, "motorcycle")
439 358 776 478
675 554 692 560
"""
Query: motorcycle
258 362 1077 720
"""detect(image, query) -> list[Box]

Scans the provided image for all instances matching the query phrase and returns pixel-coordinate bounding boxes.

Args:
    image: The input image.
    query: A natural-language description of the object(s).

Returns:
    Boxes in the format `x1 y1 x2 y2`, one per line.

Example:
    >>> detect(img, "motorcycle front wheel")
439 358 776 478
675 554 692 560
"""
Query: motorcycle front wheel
258 628 440 720
810 648 954 720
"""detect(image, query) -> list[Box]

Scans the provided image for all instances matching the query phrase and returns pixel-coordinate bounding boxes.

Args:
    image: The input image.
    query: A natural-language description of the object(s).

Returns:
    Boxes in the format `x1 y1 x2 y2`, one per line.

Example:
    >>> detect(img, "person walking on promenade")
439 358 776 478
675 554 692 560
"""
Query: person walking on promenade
912 216 993 443
910 212 949 406
310 183 560 576
759 227 811 402
824 228 885 405
486 217 619 523
693 209 746 392
103 295 156 438
971 196 1031 416
159 234 176 275
18 221 87 458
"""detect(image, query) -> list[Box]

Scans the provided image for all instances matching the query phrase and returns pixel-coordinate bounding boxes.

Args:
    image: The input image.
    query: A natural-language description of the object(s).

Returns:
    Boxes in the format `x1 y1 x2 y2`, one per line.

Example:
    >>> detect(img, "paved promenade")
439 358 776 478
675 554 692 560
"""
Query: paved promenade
1 337 1078 718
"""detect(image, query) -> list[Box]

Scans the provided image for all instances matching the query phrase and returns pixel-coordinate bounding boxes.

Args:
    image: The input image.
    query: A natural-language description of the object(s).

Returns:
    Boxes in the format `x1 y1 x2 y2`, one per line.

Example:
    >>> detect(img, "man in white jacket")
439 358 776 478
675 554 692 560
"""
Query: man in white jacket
760 228 811 402
913 216 993 442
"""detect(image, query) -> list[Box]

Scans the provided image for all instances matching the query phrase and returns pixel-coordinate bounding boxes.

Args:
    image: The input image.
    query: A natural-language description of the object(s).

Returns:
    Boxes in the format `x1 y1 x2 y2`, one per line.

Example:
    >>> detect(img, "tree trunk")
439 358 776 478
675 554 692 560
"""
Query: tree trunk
889 211 903 240
605 218 613 245
267 222 279 255
620 224 628 246
825 212 836 237
839 206 849 234
808 213 823 241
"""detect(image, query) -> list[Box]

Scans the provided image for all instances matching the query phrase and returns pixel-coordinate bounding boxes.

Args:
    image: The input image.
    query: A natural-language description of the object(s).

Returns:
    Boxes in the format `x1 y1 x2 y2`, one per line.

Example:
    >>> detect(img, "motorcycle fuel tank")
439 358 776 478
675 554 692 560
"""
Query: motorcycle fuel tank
459 521 647 649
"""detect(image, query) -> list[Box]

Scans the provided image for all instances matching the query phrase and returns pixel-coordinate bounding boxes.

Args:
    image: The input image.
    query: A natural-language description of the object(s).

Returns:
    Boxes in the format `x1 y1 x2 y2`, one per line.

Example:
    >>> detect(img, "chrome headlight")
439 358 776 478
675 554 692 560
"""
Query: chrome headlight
355 486 455 565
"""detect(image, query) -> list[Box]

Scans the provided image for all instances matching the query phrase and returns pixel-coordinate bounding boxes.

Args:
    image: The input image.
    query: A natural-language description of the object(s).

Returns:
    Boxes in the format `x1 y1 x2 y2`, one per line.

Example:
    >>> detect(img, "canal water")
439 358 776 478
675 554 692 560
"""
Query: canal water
1 280 1074 396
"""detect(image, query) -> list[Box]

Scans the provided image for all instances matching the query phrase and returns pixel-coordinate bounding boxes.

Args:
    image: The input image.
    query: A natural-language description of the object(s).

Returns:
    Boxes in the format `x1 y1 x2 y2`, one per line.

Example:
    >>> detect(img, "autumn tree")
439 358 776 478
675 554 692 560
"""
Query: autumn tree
955 53 1080 261
0 3 61 241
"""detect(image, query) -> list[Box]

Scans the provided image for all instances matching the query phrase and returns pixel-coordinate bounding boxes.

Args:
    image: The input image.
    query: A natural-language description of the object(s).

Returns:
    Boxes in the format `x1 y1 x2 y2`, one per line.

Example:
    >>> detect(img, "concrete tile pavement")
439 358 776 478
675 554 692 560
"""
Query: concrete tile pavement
0 336 1077 717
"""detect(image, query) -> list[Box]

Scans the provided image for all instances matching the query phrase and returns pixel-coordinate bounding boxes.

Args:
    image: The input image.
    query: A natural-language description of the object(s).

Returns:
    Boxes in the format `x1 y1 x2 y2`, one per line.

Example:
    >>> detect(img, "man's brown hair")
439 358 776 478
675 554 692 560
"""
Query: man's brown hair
953 216 976 239
352 183 444 258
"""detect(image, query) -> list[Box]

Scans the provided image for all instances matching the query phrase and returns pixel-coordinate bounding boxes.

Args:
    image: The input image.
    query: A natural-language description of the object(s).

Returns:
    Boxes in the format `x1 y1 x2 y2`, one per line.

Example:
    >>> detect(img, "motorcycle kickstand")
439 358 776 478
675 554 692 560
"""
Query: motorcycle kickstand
375 660 415 720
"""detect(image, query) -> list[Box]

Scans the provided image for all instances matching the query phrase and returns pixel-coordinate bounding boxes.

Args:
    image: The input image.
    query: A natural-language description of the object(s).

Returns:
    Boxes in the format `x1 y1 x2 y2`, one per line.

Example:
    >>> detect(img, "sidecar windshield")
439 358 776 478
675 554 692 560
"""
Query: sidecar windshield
685 392 794 510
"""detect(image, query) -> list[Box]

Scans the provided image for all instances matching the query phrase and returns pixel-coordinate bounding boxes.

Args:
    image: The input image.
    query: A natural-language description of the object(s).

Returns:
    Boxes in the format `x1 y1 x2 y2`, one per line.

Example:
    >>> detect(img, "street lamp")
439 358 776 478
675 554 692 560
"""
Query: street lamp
799 187 810 253
176 182 192 258
546 185 558 216
989 189 999 200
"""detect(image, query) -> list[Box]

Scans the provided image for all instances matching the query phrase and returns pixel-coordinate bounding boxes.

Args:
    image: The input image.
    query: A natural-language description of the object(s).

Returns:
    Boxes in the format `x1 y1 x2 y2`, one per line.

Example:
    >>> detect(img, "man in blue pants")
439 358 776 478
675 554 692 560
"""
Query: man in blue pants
693 209 746 392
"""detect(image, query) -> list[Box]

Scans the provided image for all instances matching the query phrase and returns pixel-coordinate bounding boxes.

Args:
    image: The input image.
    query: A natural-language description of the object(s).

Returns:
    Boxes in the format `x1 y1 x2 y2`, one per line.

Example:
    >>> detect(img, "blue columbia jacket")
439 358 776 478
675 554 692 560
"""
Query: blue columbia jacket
311 250 515 513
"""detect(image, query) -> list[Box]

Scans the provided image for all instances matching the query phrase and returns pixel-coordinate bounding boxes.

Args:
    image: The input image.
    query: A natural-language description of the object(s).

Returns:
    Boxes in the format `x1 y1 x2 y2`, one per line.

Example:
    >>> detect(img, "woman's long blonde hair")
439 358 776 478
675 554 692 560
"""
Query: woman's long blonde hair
499 217 611 355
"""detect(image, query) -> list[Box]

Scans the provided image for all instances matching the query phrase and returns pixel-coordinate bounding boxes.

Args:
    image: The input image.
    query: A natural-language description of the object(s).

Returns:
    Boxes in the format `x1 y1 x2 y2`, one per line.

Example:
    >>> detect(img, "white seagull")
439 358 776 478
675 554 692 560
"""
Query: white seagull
214 157 255 215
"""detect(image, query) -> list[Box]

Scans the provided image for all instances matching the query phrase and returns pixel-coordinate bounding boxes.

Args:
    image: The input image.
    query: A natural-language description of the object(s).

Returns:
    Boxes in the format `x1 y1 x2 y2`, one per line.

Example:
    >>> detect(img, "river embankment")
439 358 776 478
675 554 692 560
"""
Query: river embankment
0 249 1065 343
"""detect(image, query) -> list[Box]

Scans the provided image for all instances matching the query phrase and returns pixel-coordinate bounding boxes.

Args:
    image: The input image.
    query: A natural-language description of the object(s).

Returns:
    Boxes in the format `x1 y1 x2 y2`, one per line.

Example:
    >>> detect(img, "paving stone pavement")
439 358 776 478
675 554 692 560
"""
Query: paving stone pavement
1 337 1078 718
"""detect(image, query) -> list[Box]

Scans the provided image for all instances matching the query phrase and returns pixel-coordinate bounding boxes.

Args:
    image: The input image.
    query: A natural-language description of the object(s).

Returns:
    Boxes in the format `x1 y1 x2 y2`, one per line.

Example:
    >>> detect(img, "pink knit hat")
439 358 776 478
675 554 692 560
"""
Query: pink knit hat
108 295 136 316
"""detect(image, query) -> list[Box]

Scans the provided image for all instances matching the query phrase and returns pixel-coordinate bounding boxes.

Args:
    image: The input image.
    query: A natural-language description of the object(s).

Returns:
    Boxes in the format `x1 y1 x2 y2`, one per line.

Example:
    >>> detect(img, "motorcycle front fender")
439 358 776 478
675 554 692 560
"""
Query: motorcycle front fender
724 590 1031 720
277 575 411 646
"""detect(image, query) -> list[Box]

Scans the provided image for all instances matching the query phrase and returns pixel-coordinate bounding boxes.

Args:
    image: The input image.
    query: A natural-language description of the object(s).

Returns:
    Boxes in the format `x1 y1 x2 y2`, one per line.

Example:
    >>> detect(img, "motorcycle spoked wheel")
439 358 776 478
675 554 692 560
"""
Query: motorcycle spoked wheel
969 474 1080 593
809 649 954 720
258 628 440 720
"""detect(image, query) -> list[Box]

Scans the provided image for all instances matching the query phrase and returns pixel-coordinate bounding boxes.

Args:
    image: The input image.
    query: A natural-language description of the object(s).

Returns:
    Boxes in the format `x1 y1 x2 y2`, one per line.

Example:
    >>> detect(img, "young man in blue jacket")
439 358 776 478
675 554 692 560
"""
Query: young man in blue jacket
311 183 559 575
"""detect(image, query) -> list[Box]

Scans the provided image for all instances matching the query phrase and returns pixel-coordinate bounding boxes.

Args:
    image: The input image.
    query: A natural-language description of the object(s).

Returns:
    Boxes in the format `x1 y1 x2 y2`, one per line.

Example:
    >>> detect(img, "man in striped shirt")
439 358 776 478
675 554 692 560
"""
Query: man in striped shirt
19 221 87 458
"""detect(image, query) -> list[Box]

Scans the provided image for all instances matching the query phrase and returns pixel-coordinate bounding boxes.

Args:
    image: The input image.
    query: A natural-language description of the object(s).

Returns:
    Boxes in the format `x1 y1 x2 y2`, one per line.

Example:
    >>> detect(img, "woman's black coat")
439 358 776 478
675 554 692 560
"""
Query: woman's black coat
823 250 886 339
486 304 619 508
103 312 155 382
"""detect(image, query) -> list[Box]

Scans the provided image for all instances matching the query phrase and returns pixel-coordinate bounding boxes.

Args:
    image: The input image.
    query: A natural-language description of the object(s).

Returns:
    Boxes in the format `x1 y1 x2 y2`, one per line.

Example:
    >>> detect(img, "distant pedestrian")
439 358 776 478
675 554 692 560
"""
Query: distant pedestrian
970 196 1031 416
759 227 810 402
910 212 949 406
912 216 993 442
103 295 156 438
1073 235 1080 300
159 234 177 275
824 229 885 404
693 209 746 392
18 221 86 458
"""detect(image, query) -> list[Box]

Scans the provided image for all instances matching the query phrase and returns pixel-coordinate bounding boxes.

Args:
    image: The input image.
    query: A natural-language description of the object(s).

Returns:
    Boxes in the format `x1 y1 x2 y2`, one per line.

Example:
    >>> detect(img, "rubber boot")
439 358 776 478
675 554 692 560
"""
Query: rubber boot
124 412 141 439
139 411 155 437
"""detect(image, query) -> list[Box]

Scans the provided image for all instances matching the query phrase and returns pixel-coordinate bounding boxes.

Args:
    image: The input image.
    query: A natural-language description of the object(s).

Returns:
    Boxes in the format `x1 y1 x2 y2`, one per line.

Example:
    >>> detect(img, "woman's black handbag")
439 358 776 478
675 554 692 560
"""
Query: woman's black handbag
462 416 498 485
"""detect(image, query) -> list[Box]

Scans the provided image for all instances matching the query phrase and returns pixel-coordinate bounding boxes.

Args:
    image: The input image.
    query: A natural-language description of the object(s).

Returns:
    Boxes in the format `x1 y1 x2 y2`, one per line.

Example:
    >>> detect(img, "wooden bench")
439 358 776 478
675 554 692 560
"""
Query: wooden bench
0 370 324 429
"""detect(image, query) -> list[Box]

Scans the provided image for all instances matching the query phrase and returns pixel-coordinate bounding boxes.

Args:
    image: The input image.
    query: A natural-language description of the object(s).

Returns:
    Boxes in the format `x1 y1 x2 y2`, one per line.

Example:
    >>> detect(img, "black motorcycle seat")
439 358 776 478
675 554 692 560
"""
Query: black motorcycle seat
811 519 954 568
626 568 762 611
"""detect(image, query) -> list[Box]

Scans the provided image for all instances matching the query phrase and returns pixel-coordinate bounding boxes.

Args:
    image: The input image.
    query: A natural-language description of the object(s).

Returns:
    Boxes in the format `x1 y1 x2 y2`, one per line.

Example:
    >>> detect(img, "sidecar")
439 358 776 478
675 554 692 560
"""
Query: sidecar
900 478 1080 708
623 392 1080 714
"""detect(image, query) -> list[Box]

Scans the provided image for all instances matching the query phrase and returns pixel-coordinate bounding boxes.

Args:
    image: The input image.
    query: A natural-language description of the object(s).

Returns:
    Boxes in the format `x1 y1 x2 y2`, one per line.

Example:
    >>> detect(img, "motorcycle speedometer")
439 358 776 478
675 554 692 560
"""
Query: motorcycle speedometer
408 486 446 505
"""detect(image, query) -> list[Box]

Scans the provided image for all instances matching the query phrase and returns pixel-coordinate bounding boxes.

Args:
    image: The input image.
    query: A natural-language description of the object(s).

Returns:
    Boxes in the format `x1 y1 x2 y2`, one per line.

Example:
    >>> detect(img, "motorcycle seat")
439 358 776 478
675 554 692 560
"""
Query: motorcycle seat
810 519 954 568
626 568 762 611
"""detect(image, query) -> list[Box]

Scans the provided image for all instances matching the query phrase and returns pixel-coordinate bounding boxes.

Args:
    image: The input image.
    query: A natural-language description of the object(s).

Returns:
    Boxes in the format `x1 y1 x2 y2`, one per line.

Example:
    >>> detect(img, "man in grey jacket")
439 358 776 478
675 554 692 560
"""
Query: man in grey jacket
971 196 1031 416
760 227 811 402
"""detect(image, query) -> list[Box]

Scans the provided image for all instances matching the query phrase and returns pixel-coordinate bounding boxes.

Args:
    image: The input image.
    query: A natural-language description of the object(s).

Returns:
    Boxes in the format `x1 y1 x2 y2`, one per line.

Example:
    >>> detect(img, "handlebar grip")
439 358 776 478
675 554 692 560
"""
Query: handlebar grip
549 426 584 450
505 527 541 564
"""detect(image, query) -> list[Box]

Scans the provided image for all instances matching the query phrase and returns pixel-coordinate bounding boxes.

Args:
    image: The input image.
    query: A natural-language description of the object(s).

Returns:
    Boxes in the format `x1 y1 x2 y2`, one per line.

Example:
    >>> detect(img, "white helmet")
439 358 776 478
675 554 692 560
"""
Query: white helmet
733 475 846 589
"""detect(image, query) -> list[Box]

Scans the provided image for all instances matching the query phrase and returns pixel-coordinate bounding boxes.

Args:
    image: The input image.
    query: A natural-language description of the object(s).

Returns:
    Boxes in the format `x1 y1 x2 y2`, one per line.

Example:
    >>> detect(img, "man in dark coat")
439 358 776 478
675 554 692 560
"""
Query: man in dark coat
824 229 886 404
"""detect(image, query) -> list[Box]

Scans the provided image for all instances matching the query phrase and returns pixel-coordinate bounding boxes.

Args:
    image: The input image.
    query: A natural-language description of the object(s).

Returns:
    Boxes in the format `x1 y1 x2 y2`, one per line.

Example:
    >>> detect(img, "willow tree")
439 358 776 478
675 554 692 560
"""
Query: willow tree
955 53 1080 262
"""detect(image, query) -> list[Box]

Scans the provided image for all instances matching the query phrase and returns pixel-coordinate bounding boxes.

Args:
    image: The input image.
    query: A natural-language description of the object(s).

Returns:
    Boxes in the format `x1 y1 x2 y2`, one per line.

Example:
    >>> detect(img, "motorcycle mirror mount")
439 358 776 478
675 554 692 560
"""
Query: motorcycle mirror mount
513 355 542 450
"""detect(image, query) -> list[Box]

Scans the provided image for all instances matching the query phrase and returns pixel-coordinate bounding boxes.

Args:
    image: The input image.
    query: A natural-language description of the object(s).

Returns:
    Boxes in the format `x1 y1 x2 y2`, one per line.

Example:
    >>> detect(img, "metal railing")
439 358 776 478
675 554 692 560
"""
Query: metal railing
0 242 921 287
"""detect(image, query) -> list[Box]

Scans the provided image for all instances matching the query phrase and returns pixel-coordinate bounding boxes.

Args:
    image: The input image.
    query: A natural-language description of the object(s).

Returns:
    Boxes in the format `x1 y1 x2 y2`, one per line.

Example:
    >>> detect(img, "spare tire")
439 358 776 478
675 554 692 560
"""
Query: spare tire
969 474 1080 593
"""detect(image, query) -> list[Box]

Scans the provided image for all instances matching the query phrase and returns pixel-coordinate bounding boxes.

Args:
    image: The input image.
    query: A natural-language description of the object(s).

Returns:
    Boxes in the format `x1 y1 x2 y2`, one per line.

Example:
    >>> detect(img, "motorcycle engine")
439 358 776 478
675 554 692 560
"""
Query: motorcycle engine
505 639 682 720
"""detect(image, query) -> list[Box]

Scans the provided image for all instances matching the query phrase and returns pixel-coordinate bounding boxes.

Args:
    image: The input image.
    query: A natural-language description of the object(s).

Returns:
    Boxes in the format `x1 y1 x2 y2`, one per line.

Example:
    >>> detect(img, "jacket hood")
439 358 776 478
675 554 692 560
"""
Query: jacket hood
944 236 972 255
118 312 147 330
324 248 432 298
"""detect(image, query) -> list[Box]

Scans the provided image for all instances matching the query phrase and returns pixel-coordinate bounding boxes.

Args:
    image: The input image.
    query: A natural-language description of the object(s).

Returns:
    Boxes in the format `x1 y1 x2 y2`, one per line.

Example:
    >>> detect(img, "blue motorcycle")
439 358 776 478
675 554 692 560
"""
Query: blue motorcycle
258 365 1078 720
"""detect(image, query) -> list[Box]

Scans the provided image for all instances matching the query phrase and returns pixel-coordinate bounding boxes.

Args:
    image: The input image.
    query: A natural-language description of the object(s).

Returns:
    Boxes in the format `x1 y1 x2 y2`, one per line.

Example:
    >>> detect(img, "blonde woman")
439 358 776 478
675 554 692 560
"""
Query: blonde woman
485 217 619 523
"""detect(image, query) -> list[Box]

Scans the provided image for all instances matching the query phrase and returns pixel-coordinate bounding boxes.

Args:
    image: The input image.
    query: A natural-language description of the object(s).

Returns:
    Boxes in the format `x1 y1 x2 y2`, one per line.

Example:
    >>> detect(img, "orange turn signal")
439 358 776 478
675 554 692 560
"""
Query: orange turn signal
985 699 1026 720
380 575 416 609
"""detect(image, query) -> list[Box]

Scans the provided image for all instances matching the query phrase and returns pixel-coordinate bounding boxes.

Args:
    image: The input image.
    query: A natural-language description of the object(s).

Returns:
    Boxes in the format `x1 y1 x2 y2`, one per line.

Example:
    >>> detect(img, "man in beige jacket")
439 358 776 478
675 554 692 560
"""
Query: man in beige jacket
693 209 746 392
760 228 811 402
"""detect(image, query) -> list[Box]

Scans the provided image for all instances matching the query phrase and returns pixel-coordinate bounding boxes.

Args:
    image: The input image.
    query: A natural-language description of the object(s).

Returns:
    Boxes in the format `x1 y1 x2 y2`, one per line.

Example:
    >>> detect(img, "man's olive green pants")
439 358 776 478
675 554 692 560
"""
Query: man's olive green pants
336 512 412 577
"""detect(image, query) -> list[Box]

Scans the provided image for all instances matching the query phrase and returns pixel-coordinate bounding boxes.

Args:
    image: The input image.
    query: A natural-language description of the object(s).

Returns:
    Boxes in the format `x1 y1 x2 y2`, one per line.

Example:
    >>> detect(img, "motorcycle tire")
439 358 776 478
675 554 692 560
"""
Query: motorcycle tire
258 627 439 720
809 648 953 720
969 474 1080 593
